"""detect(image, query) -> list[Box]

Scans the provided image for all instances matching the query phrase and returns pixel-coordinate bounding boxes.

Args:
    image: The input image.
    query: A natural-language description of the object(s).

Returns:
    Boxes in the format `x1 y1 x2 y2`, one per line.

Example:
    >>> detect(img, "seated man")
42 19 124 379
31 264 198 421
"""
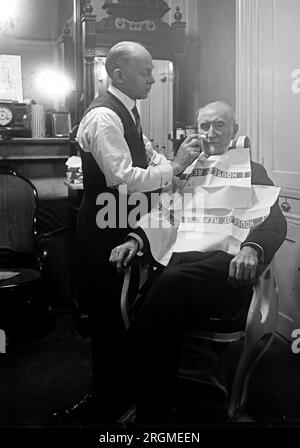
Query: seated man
109 101 287 424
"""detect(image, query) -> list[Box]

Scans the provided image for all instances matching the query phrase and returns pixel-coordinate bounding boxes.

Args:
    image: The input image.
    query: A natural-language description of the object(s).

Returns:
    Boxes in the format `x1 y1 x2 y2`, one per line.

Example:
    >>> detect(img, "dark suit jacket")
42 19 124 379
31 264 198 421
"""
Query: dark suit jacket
243 161 287 265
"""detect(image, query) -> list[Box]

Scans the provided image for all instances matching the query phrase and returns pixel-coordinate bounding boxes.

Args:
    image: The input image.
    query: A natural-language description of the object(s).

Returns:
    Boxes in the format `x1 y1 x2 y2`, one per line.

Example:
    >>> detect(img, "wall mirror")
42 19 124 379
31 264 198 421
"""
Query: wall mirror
94 56 174 159
73 0 187 157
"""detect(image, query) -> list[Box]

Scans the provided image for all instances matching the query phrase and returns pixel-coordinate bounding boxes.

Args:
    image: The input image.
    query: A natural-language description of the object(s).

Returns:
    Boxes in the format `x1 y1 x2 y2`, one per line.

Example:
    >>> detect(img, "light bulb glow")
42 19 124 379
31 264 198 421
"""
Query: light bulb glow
36 70 73 96
0 0 17 21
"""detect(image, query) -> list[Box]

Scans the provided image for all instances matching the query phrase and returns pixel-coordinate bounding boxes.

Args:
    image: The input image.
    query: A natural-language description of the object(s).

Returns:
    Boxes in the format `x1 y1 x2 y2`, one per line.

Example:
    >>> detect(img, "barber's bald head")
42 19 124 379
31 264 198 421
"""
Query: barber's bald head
105 41 155 100
197 101 238 155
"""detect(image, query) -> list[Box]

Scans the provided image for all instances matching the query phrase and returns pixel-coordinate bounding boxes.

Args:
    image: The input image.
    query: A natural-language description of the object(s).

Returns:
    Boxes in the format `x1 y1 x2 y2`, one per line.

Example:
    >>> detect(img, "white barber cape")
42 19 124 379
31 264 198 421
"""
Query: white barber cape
137 148 280 266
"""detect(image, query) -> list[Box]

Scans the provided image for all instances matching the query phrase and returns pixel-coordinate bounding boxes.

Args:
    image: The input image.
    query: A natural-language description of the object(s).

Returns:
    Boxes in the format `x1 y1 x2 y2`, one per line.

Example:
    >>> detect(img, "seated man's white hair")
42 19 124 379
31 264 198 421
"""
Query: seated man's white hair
196 101 236 123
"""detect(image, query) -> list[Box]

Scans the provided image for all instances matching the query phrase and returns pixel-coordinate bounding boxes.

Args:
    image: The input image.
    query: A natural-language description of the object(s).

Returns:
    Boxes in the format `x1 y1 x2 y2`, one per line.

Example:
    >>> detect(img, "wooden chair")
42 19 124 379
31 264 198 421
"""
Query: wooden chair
120 256 279 420
0 167 51 343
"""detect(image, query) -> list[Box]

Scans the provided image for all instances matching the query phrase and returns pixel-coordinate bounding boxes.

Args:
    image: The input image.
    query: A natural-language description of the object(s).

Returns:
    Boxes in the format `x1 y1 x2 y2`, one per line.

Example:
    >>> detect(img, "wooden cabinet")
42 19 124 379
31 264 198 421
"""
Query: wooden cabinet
65 180 84 242
0 138 72 233
74 1 186 131
0 138 74 315
276 194 300 338
0 138 70 199
64 181 84 313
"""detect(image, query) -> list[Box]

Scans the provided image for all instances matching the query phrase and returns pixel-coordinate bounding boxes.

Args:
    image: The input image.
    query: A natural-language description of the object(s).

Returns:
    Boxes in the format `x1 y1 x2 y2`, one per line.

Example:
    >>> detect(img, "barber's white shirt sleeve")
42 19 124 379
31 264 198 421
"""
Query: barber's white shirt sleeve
77 107 173 194
148 150 170 167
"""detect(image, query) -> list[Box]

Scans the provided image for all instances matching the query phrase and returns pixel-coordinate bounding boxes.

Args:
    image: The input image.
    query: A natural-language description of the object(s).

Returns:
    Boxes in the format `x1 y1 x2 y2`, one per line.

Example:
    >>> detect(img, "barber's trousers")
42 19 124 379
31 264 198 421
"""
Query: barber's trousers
77 206 128 397
125 250 253 414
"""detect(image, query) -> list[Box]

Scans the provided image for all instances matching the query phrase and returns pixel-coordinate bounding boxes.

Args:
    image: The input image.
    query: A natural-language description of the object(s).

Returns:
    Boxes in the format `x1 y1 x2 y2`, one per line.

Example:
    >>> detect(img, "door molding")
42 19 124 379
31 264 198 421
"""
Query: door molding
236 0 261 162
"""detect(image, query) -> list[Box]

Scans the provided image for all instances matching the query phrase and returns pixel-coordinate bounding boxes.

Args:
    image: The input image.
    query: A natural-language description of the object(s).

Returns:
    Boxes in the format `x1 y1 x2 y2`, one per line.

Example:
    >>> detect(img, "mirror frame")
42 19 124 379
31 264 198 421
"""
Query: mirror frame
75 0 187 137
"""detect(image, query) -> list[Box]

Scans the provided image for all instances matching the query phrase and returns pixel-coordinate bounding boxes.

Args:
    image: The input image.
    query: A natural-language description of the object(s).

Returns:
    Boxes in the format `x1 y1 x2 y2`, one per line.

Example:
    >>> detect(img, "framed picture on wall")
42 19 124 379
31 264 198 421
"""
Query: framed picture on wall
0 55 23 102
51 112 71 137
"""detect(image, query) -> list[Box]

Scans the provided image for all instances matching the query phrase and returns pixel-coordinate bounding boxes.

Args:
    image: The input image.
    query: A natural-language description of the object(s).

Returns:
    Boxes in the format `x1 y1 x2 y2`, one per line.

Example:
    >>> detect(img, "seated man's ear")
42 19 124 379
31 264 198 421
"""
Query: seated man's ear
232 122 239 138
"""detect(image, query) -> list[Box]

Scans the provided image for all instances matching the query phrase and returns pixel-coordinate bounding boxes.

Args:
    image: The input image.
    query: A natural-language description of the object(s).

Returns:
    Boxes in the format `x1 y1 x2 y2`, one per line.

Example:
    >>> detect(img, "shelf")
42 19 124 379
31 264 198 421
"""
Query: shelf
0 155 69 160
64 179 84 190
0 138 69 145
0 139 70 159
33 177 69 199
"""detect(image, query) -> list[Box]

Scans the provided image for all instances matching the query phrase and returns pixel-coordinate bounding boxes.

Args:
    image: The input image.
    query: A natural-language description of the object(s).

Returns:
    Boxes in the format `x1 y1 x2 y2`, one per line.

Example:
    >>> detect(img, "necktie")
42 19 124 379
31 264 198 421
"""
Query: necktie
131 105 142 135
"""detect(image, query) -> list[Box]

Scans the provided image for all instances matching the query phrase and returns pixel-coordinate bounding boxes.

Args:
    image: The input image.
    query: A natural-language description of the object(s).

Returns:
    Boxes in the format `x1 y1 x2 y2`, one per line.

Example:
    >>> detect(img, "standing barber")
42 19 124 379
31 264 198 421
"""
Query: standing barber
52 40 201 424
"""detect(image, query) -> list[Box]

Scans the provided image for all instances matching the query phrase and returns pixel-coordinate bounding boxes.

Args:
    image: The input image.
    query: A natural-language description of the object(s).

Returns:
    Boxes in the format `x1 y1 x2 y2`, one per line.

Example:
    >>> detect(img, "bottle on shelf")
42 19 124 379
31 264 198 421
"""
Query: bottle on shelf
185 125 197 137
174 122 186 155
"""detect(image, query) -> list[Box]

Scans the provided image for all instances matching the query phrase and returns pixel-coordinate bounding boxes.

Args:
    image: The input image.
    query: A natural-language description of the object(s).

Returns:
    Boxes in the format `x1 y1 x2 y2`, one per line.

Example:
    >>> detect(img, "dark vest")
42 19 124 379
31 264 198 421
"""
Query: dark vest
80 91 148 207
78 91 159 241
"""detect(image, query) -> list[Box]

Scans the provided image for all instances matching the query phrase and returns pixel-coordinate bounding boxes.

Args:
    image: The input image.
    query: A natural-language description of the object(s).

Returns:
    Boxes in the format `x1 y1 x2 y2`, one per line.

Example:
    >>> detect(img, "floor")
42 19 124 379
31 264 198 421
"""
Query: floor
1 308 300 444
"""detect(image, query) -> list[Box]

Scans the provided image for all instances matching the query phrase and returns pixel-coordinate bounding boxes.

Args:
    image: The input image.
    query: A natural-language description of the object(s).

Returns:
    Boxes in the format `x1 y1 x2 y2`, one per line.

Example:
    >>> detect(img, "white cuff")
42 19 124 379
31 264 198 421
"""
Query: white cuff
159 162 173 189
241 242 264 263
149 151 161 166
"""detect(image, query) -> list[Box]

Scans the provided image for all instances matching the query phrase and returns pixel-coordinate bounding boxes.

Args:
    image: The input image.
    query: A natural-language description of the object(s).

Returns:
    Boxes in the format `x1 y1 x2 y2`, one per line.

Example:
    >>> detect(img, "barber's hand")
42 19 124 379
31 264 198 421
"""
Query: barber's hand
144 141 155 164
109 239 139 273
145 145 155 164
228 246 259 287
198 133 211 158
171 134 203 175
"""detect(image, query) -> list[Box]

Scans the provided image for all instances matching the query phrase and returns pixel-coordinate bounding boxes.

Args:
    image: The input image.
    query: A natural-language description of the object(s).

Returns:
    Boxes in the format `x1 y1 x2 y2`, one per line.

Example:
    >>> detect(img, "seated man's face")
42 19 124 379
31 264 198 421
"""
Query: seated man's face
197 103 237 156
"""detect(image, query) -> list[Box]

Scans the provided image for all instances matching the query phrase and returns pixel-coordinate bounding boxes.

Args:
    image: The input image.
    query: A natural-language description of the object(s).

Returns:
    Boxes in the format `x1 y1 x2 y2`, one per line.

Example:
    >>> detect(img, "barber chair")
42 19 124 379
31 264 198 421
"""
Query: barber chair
119 134 279 421
120 256 279 421
0 167 53 345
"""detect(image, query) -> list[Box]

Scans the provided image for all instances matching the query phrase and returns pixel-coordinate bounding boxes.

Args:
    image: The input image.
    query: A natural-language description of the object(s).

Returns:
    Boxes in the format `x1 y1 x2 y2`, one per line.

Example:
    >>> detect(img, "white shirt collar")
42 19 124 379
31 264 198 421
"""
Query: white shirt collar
108 84 136 112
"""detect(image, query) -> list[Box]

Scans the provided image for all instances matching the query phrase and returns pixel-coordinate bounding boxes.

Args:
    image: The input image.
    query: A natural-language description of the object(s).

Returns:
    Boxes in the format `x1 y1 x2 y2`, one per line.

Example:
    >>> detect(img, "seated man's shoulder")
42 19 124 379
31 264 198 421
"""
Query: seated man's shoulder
250 159 264 172
250 160 272 185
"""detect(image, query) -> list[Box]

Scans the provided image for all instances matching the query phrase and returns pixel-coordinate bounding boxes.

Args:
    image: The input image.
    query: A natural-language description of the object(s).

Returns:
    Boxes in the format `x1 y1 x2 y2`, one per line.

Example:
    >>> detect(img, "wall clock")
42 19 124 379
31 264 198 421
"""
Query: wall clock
0 102 31 138
0 104 13 127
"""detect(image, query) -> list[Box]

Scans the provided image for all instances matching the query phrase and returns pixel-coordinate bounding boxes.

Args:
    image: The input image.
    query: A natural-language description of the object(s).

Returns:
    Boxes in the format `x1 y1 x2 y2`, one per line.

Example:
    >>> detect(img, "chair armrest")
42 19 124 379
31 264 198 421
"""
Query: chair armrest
35 225 70 272
244 258 279 345
120 256 153 329
121 265 133 329
38 225 70 240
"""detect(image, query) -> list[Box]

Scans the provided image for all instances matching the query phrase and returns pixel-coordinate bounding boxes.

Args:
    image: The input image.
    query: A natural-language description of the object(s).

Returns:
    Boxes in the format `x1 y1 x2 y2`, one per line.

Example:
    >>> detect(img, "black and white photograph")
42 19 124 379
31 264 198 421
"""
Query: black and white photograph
0 0 300 446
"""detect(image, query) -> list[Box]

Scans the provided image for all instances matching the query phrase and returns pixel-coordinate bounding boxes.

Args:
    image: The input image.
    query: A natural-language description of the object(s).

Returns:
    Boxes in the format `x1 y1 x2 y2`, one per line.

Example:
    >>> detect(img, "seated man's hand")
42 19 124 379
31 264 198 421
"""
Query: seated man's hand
109 239 139 273
228 246 259 287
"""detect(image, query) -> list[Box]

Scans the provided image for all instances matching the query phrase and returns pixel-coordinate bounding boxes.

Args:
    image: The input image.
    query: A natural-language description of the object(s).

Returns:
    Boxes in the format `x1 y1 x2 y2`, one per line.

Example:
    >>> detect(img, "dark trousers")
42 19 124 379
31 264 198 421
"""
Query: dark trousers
125 251 253 416
77 206 128 399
